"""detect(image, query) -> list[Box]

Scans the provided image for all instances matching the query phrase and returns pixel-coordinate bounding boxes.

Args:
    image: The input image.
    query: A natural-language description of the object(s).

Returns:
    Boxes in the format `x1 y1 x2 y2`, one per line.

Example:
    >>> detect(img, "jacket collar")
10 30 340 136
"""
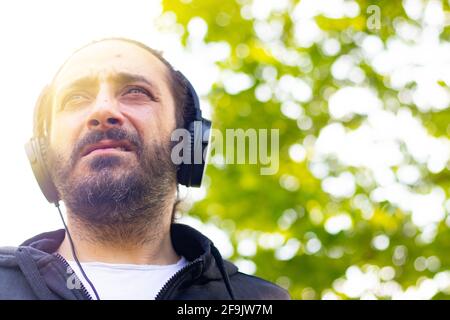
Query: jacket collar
170 224 237 280
18 223 238 298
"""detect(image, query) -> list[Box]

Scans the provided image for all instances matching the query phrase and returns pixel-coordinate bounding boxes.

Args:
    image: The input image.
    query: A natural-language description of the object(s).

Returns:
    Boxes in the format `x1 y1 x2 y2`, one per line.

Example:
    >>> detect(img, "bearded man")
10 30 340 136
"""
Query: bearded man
0 38 289 300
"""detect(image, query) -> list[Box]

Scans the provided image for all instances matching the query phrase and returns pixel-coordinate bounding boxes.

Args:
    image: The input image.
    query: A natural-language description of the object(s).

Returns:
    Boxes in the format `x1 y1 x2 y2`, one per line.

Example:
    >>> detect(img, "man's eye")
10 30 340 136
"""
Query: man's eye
124 87 154 99
68 94 86 101
61 93 89 109
127 88 146 94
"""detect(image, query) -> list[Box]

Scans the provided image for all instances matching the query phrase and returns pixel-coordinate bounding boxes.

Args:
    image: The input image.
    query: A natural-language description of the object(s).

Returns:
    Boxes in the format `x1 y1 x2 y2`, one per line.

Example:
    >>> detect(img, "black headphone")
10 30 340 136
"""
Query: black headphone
25 70 211 204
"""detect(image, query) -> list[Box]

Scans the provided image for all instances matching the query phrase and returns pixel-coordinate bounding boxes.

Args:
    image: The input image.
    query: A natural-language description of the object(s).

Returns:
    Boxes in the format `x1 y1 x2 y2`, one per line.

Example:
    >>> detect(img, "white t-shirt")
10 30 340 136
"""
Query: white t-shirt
67 257 188 300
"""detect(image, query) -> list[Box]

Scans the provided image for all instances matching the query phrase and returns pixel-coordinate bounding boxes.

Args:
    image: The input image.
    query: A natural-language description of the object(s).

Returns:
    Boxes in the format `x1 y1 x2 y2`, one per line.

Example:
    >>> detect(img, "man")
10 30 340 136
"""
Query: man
0 38 289 300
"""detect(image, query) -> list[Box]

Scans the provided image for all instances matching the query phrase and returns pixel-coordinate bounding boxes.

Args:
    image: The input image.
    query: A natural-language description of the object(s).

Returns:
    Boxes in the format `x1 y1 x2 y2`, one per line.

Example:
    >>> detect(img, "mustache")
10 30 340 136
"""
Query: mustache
70 128 143 167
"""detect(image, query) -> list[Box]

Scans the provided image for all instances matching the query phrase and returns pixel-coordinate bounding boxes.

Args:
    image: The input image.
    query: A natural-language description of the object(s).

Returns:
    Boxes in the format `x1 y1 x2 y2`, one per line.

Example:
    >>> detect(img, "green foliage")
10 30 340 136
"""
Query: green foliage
161 0 450 299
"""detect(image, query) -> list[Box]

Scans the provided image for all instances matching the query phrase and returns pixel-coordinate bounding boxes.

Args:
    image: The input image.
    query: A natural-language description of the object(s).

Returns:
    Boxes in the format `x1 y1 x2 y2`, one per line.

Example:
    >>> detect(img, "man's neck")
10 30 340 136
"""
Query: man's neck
56 214 180 265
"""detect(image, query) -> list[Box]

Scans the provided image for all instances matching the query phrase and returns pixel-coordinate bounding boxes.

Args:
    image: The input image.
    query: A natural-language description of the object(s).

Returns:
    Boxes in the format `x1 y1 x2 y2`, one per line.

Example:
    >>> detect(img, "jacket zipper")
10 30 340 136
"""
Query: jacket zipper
54 253 93 300
55 252 202 300
154 258 203 300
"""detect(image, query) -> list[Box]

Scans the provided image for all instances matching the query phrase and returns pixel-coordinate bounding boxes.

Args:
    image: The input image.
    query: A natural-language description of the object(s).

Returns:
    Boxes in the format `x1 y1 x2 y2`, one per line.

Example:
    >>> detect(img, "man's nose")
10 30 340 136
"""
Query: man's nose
87 86 125 130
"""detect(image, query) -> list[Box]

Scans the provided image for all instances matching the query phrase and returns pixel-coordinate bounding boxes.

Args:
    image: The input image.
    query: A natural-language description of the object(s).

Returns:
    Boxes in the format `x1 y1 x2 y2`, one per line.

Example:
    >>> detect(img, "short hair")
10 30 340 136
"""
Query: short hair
35 37 196 138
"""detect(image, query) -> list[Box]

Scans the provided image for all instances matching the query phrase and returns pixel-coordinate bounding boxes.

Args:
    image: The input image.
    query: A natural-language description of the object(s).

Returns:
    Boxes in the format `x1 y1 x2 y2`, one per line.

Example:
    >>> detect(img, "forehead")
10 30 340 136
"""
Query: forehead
53 40 169 89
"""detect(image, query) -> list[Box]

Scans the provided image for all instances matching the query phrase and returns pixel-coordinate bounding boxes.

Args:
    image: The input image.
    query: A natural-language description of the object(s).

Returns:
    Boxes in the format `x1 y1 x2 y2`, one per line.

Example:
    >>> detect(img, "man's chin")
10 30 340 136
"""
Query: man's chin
69 157 135 182
79 153 134 171
65 162 143 204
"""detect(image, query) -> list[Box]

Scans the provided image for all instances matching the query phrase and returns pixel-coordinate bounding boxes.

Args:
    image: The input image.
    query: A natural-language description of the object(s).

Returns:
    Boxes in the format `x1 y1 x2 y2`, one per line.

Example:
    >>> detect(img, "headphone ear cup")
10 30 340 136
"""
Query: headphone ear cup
176 124 193 186
177 118 211 187
173 70 212 187
24 137 60 204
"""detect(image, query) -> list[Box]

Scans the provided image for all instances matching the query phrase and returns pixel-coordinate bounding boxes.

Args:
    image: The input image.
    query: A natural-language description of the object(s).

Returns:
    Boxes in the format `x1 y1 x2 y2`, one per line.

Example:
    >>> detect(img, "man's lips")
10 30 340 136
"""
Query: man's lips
80 139 136 157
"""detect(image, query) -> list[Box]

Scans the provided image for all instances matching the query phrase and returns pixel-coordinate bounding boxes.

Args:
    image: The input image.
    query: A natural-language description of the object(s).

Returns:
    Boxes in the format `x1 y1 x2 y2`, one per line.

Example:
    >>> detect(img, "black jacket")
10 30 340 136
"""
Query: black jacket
0 223 290 300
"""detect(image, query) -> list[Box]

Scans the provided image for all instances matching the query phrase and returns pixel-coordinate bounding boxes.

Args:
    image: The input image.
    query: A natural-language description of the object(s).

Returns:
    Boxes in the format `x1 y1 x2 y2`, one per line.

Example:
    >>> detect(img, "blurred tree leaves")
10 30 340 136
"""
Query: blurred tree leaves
161 0 450 299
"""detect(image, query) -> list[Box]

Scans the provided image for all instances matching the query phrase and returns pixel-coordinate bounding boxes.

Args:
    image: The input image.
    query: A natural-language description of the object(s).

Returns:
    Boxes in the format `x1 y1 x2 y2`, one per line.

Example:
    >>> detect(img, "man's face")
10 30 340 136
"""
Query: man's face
48 40 178 224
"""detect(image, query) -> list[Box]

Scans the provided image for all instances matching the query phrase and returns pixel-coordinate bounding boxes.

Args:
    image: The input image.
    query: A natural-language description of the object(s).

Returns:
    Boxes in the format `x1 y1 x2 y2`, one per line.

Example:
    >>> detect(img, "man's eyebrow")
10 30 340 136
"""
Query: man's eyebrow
57 76 98 94
110 72 160 92
56 72 161 95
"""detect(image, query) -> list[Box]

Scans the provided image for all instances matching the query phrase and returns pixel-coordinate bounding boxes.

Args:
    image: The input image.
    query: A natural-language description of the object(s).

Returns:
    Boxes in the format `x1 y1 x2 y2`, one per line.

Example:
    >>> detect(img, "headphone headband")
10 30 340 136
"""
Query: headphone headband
175 70 202 121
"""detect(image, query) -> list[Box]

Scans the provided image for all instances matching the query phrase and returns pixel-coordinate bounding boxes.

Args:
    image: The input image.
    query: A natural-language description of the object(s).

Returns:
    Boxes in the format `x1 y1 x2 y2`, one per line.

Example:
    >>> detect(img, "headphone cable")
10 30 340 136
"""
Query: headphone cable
55 202 101 300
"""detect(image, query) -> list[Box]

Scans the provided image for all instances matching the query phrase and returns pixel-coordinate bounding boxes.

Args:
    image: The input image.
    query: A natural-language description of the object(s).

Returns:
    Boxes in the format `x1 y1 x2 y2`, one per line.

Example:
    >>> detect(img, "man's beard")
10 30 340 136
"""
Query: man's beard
48 128 177 245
